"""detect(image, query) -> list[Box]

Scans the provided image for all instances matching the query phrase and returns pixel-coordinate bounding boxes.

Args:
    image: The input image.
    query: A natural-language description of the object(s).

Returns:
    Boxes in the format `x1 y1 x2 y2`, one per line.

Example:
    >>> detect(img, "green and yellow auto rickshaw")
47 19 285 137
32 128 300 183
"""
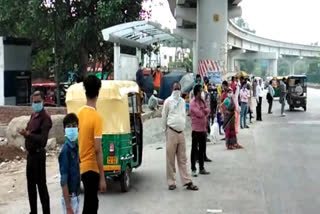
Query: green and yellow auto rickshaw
66 80 143 192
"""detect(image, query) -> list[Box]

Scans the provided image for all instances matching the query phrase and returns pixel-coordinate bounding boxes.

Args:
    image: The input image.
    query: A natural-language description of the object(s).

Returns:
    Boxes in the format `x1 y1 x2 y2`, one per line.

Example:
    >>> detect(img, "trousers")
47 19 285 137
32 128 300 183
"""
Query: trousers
27 151 50 214
191 131 206 171
82 171 100 214
240 102 248 128
166 129 192 186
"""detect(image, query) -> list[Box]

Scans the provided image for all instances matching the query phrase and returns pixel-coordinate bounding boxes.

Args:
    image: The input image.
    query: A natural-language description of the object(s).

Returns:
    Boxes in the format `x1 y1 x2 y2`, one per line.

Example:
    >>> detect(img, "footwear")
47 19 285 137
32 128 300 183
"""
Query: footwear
240 126 244 129
281 114 286 117
184 182 199 191
204 157 212 162
245 125 250 129
199 169 210 175
206 138 211 142
168 185 177 190
234 144 244 149
192 170 198 177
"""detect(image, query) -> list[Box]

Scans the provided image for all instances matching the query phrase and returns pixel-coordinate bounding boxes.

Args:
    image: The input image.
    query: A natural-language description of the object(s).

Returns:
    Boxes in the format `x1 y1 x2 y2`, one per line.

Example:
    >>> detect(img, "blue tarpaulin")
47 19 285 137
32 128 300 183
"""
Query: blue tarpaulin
159 72 185 100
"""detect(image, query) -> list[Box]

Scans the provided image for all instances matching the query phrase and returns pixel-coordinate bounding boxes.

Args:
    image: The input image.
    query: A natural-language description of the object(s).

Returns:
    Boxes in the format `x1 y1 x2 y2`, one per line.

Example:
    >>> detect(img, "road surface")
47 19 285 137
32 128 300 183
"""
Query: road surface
1 88 319 214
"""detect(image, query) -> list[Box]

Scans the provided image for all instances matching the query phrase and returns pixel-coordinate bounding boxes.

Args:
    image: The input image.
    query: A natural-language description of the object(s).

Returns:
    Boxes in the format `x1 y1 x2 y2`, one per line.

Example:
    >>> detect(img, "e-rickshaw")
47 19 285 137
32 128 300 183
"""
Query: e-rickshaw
66 80 143 192
286 75 307 111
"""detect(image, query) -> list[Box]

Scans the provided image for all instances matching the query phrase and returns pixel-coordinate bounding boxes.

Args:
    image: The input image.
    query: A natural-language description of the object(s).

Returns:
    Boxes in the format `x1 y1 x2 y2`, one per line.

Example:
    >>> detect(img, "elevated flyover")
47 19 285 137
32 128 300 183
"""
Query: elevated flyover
168 0 320 76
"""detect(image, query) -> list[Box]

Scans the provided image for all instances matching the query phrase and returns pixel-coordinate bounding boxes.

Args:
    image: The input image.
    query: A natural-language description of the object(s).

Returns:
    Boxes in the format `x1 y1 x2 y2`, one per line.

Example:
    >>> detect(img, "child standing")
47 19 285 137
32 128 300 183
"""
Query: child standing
59 113 80 214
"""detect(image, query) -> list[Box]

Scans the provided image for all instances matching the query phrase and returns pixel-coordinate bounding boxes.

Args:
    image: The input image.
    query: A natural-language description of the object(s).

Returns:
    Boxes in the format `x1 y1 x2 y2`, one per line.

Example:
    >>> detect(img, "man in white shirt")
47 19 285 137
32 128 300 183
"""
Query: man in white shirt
162 82 198 191
256 79 263 121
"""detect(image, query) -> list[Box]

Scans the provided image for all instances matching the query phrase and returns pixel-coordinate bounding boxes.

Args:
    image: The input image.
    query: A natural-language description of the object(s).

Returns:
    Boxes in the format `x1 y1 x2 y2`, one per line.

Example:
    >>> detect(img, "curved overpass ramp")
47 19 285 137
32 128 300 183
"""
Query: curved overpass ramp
168 0 320 76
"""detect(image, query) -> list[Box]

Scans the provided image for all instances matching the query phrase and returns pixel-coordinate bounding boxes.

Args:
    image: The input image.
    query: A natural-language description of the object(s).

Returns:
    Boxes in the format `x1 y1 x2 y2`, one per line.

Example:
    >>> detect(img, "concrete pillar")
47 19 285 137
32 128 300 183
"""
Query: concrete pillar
114 43 121 80
227 49 244 72
197 0 228 74
136 48 141 63
283 57 299 75
269 59 278 76
234 60 241 72
192 41 198 74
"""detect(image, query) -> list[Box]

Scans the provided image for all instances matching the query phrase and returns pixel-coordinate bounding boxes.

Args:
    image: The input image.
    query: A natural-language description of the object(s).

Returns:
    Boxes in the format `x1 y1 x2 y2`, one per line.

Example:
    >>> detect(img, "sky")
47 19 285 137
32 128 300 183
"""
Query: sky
240 0 320 45
149 0 320 45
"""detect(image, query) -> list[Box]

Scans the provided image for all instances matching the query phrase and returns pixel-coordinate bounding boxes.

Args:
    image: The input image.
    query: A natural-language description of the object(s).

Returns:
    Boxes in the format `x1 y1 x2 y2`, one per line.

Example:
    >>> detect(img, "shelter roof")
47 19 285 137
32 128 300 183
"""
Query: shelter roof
102 21 185 49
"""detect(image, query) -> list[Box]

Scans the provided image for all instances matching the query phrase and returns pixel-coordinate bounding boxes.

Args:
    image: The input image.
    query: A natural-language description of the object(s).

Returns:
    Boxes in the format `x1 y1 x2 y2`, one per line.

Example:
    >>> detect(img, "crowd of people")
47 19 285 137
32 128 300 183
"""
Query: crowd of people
161 73 289 191
17 70 289 213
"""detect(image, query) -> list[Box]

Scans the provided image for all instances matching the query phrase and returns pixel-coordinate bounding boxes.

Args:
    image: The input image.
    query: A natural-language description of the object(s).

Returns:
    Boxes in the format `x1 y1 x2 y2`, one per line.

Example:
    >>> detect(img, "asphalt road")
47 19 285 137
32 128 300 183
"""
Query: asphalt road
1 88 319 214
96 88 320 214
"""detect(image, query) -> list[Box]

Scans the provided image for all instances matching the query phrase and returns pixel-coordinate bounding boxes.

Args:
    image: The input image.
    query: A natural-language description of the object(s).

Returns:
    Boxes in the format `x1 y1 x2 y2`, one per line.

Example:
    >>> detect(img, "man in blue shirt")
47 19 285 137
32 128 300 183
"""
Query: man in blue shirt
59 113 80 214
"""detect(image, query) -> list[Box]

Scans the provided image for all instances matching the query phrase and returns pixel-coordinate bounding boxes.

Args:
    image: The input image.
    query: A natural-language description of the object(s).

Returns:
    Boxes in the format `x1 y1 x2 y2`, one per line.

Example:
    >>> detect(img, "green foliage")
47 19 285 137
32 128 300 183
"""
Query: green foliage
0 0 143 79
235 18 256 34
168 57 192 72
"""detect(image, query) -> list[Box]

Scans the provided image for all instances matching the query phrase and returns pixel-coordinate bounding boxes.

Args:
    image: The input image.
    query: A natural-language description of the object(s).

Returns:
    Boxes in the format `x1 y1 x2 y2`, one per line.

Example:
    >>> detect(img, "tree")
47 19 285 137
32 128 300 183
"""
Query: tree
235 17 256 34
0 0 143 79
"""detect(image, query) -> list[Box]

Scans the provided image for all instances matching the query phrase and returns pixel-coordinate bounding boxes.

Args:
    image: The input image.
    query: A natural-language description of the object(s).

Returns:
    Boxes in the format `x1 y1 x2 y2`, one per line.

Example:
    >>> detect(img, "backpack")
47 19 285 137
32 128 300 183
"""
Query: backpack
209 89 218 109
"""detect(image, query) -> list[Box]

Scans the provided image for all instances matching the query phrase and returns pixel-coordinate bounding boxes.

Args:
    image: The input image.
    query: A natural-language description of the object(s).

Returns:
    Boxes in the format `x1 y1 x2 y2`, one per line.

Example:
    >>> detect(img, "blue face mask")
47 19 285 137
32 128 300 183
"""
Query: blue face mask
32 102 43 113
65 128 78 142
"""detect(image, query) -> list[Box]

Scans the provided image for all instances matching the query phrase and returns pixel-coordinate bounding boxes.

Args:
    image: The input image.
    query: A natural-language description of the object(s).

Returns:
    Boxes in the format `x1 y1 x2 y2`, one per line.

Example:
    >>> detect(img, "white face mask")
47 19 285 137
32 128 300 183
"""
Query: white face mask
172 90 181 99
228 93 233 98
201 91 205 100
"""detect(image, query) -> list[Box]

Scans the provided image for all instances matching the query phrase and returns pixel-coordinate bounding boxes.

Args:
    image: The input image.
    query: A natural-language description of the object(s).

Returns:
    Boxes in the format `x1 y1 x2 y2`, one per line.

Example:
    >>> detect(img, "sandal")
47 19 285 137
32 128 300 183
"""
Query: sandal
234 144 244 149
184 182 199 191
227 145 234 150
168 185 176 190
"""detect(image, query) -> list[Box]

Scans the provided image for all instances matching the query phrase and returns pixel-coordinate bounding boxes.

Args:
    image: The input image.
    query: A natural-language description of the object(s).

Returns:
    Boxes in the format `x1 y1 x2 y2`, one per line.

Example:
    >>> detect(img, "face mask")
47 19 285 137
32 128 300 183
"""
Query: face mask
32 102 43 113
228 93 233 98
201 91 205 100
172 90 181 99
65 128 78 142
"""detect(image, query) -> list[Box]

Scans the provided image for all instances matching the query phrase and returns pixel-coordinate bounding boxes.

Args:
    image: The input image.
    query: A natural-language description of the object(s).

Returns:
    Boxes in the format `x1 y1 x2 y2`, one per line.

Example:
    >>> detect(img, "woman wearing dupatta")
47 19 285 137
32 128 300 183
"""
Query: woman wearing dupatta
221 88 243 150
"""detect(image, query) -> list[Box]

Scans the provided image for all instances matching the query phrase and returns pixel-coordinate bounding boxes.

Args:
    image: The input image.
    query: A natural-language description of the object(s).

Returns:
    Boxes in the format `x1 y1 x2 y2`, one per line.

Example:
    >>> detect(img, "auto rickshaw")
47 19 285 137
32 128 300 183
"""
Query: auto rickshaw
66 80 143 192
286 75 307 111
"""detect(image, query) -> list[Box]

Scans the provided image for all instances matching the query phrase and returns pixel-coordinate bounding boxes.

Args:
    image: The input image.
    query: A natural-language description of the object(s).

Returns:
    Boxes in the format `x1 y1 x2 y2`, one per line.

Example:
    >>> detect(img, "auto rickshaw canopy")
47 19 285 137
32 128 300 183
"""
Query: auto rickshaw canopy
66 80 139 135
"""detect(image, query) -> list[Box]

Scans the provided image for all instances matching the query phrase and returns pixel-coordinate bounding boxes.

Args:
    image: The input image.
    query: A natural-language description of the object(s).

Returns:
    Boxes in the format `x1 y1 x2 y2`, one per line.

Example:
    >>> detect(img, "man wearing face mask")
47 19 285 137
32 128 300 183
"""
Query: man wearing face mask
190 84 211 177
162 82 198 191
19 91 52 214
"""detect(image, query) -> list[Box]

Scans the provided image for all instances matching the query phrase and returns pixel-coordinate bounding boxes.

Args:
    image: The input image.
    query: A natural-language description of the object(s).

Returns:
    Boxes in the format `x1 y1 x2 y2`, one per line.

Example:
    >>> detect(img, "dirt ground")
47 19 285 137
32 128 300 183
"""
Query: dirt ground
0 149 61 209
0 146 26 162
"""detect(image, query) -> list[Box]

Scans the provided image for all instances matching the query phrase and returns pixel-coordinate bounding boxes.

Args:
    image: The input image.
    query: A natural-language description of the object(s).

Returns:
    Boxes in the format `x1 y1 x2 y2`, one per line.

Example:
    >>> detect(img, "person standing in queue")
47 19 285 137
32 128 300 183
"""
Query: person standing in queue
153 65 163 94
203 83 212 162
239 81 250 129
279 78 287 117
267 80 275 114
221 88 243 150
190 84 211 177
162 82 199 191
136 63 144 91
256 79 264 121
78 76 106 214
19 91 52 214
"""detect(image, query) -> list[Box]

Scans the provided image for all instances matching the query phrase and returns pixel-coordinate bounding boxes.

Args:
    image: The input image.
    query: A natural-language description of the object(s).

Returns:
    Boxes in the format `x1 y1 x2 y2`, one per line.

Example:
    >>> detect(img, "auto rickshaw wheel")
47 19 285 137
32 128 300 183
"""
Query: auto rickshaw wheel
120 165 131 192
